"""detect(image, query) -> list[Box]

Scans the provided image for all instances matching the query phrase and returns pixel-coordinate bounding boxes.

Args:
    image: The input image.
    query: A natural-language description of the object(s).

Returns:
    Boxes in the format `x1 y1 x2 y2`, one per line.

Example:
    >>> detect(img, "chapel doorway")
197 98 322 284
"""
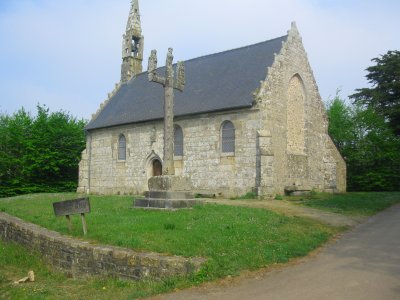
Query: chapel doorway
152 159 162 176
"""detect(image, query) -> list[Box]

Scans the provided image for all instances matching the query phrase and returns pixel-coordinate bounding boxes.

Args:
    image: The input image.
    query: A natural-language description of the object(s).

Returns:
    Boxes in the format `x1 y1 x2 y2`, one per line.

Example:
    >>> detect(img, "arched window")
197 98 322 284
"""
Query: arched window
287 75 306 154
174 125 183 157
221 121 235 154
118 134 126 160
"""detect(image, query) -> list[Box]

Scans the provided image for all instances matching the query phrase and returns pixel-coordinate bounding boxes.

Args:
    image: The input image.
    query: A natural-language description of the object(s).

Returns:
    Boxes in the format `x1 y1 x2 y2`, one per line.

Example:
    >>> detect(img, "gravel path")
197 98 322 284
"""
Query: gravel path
204 199 365 227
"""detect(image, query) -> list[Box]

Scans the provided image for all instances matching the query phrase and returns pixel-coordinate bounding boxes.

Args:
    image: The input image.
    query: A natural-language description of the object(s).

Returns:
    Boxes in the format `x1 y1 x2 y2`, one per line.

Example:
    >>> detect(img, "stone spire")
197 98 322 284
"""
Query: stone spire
126 0 141 35
121 0 144 83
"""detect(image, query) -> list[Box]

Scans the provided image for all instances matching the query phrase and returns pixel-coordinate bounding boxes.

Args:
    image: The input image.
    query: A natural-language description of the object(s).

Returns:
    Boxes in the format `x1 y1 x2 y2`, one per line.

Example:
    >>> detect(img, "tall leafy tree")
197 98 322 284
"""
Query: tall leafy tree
0 105 86 197
350 50 400 136
327 95 400 191
326 94 356 151
0 109 32 190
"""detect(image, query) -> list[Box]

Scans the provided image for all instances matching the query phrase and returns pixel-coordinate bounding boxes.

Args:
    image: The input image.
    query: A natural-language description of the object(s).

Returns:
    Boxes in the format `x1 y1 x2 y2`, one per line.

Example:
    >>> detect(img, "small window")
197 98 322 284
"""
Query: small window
221 121 235 154
118 135 126 160
174 125 183 157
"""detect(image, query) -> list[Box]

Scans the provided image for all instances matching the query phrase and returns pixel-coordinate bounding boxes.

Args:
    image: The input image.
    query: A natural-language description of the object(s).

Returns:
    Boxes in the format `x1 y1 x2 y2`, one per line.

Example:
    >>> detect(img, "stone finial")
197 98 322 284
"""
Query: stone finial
174 61 185 92
148 47 185 91
165 48 174 85
148 50 165 85
126 0 141 35
288 21 301 42
148 50 158 81
167 48 173 63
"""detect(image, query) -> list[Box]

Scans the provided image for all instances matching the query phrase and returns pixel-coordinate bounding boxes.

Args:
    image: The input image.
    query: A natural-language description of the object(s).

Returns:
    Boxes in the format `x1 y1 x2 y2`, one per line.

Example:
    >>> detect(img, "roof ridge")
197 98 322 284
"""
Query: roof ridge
183 35 288 64
130 35 288 79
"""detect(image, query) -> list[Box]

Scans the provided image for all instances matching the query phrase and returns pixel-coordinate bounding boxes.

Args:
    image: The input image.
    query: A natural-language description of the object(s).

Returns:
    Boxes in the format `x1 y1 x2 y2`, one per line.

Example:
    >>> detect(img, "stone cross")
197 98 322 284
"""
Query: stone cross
148 48 185 175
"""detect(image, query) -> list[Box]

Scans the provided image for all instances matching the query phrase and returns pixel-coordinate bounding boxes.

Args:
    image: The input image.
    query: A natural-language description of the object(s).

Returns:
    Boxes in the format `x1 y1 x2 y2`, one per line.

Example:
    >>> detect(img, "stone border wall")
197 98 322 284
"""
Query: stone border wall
0 212 205 280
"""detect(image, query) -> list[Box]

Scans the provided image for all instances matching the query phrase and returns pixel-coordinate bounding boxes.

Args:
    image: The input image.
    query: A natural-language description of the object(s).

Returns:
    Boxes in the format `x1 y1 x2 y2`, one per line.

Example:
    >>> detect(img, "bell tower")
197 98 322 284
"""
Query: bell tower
121 0 144 83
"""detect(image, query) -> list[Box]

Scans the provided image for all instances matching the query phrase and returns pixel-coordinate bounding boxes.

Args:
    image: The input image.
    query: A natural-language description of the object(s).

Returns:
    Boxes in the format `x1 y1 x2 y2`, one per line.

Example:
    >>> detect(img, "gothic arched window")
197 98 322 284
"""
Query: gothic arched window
174 125 183 157
221 121 235 154
287 75 306 154
118 134 126 160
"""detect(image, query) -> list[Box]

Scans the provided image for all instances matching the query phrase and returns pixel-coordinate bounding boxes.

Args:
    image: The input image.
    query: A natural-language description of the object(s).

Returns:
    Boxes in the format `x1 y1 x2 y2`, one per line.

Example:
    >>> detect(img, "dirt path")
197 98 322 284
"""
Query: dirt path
147 204 400 300
204 199 364 227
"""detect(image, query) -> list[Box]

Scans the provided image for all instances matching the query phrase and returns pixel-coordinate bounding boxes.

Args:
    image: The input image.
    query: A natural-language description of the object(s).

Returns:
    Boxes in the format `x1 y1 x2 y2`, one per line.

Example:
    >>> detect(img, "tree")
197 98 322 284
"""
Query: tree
327 95 400 191
326 93 356 151
349 105 400 191
350 50 400 136
0 105 87 197
0 109 32 192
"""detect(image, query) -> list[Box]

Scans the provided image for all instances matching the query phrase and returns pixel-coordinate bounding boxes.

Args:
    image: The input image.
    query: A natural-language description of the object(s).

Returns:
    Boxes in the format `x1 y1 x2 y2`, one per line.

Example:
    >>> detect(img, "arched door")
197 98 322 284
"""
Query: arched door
152 159 162 176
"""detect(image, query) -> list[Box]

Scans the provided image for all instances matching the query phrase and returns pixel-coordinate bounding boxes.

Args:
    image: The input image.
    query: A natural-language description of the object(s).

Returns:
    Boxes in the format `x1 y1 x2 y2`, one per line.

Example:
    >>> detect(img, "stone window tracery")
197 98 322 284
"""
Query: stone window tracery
118 134 126 160
287 75 306 154
174 125 183 157
221 121 235 154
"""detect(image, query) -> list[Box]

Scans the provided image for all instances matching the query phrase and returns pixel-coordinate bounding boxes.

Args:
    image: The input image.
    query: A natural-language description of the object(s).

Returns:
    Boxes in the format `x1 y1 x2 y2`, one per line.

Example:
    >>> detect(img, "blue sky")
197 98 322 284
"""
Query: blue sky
0 0 399 119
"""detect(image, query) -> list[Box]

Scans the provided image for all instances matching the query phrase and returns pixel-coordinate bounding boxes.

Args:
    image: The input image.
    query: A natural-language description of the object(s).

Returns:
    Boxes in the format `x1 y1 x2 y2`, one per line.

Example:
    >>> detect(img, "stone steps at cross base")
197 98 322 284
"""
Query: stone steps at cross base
134 190 203 209
133 197 203 209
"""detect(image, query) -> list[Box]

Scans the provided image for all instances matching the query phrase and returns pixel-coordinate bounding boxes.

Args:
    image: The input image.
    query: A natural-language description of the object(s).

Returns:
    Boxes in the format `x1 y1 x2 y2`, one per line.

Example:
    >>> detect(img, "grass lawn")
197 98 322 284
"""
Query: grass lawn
0 240 185 300
0 193 337 299
294 192 400 216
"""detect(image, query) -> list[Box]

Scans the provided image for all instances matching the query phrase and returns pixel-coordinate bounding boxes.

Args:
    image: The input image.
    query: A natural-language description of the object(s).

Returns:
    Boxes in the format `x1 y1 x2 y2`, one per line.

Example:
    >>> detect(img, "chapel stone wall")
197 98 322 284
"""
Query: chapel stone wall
78 110 261 197
255 22 346 196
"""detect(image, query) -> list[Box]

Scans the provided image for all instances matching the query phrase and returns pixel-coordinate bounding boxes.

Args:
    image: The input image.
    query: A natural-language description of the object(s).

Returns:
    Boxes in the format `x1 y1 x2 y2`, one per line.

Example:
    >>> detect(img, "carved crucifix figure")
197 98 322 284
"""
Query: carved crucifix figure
148 48 185 175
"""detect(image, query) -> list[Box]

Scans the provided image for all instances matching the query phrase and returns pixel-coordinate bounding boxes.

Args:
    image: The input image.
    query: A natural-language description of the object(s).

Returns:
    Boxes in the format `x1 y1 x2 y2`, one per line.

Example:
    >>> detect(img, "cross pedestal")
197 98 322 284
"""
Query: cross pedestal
134 175 202 209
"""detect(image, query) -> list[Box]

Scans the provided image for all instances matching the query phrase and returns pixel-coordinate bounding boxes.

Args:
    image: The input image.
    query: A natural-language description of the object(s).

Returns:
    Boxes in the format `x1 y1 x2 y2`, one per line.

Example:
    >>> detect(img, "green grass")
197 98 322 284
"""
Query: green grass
296 192 400 216
230 191 257 200
0 240 190 300
0 193 338 299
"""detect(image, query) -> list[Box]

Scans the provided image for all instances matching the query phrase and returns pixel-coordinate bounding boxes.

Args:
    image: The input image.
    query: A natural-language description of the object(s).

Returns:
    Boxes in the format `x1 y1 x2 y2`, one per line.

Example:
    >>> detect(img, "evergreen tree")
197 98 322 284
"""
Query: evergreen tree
350 50 400 136
0 105 86 197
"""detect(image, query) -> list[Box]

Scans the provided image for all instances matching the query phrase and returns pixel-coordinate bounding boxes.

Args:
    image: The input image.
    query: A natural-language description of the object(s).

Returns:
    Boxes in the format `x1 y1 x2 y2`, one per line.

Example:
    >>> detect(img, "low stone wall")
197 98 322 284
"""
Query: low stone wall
0 212 205 280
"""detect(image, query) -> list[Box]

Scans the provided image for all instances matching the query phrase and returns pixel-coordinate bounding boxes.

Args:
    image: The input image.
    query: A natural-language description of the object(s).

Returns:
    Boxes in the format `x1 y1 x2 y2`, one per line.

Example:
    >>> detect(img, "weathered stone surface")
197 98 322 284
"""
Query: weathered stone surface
254 22 346 196
77 17 346 198
0 212 205 280
134 198 201 209
121 0 144 83
134 178 203 209
148 48 186 176
148 175 192 191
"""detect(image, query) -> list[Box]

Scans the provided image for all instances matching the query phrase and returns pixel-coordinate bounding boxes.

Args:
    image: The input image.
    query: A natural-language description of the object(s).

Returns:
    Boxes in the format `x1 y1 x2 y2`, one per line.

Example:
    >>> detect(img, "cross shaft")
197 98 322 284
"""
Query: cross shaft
148 48 185 175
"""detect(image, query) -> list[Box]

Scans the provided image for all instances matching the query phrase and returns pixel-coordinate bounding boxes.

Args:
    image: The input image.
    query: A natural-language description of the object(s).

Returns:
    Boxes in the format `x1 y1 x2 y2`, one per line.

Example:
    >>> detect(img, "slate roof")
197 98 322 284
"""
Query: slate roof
86 35 288 130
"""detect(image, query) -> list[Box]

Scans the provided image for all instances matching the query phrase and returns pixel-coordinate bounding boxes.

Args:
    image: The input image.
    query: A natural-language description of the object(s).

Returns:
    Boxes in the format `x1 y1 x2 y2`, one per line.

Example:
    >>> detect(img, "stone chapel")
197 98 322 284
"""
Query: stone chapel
77 0 346 198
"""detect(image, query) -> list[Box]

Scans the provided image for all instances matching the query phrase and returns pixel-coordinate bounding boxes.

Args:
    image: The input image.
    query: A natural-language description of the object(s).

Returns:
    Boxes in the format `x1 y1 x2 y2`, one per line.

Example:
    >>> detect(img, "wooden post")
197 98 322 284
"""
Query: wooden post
81 213 87 236
65 215 72 233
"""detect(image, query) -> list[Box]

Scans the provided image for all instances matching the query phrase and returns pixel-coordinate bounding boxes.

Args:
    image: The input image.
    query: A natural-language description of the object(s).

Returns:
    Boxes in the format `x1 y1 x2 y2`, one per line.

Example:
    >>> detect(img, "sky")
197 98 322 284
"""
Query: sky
0 0 399 120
